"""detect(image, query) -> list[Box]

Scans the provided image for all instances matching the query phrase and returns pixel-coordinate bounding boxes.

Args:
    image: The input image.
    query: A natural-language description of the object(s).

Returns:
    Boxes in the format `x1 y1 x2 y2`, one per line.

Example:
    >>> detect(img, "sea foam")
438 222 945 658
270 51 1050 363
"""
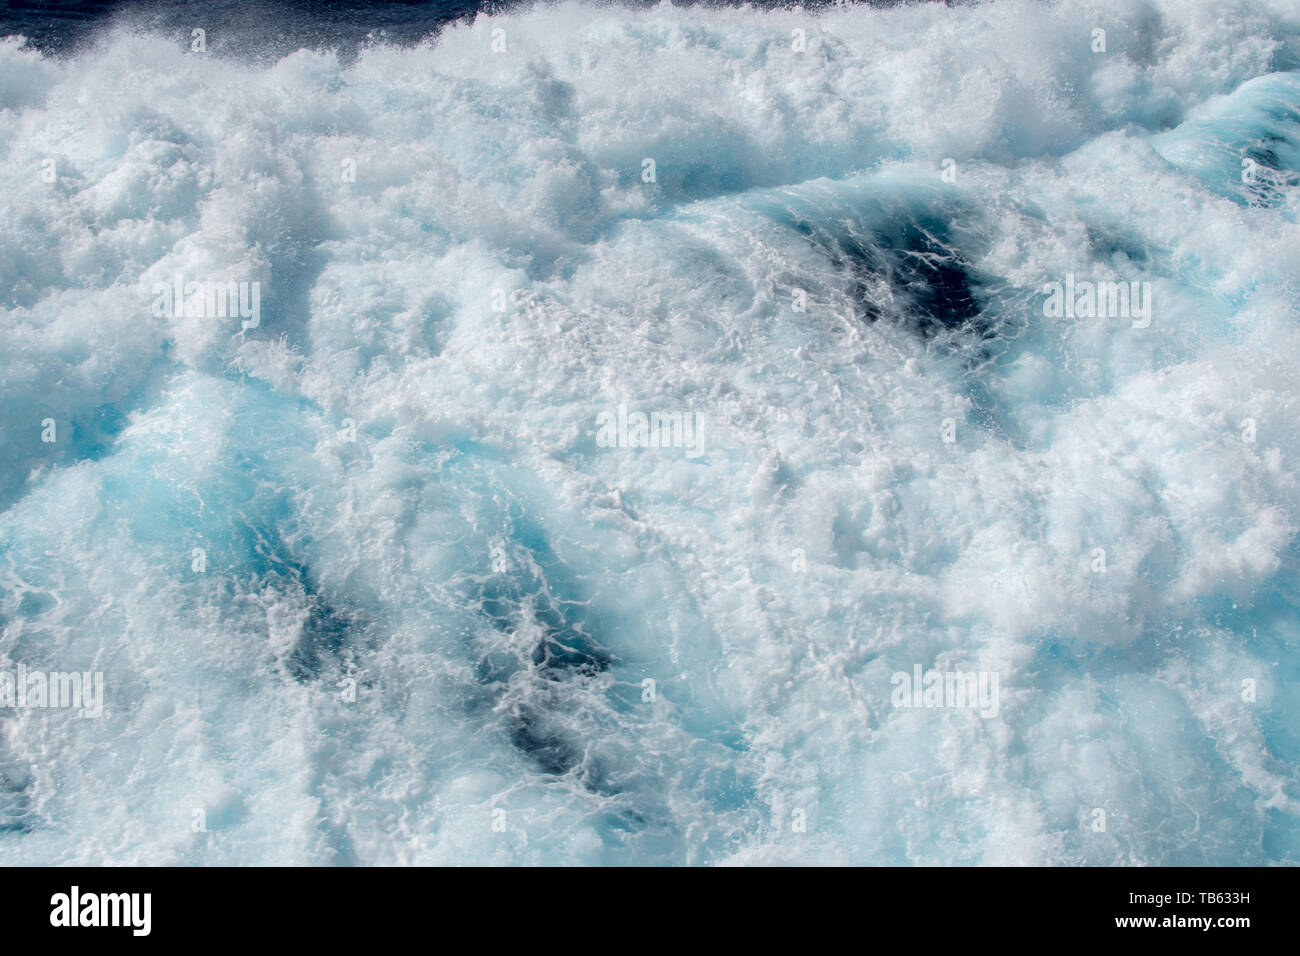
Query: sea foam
0 0 1298 864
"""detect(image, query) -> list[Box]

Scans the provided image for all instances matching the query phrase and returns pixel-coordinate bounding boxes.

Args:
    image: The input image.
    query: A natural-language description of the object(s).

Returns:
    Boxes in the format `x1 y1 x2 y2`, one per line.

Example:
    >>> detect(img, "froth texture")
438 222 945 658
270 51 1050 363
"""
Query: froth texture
0 0 1298 864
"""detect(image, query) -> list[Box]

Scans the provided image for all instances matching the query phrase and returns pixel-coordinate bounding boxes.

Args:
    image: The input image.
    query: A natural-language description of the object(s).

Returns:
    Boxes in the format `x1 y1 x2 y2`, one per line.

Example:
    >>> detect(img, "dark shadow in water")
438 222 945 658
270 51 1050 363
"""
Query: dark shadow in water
468 517 617 788
786 205 988 339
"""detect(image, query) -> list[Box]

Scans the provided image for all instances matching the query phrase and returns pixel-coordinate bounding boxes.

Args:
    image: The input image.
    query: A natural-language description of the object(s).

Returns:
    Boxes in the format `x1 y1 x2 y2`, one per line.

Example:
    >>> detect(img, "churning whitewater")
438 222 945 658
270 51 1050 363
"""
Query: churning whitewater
1 0 1298 865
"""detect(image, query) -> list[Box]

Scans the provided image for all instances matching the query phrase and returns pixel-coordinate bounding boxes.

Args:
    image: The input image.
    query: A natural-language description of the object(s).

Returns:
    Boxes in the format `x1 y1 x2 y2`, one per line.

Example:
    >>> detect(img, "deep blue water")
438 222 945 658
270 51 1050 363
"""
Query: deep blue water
3 0 491 54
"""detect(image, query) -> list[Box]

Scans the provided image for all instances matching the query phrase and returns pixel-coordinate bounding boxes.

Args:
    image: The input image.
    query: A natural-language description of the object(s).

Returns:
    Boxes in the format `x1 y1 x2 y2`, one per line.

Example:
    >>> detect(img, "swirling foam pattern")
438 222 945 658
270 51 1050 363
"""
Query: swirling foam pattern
1 0 1298 864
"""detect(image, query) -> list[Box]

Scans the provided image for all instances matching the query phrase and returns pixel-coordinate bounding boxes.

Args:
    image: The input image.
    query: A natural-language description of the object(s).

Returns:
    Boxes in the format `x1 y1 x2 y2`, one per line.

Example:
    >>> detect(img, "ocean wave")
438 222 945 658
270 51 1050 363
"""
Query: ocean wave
0 0 1298 864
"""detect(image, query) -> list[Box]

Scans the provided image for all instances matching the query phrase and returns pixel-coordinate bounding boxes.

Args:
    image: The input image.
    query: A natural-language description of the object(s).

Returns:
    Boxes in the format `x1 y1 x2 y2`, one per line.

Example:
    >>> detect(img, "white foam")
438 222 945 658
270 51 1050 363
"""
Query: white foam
1 0 1297 864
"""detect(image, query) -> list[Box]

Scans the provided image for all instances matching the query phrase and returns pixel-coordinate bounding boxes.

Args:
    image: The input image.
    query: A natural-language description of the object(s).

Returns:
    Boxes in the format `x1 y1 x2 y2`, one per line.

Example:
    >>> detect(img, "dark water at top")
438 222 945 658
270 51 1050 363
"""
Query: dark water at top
1 0 491 56
1 0 893 58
